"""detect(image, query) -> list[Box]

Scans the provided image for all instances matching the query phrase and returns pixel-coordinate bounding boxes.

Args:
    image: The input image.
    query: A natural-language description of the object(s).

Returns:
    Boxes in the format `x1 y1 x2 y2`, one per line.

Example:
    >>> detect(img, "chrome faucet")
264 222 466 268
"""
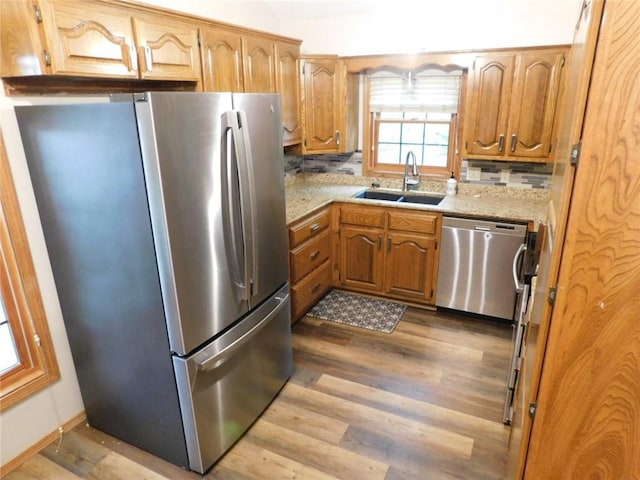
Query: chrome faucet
403 151 420 191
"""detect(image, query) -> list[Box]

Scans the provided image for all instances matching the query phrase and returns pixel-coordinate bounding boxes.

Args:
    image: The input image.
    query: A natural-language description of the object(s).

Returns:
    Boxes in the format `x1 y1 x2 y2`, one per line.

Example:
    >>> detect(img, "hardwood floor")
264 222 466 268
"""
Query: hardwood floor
6 307 513 480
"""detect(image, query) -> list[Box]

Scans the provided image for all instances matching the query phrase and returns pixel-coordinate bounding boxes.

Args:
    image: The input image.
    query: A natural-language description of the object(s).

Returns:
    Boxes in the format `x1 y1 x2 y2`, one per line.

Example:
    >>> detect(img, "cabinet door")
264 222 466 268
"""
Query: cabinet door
301 57 343 153
133 13 201 82
39 0 138 78
242 35 276 93
200 26 244 92
275 40 302 146
384 232 436 302
464 54 514 156
507 51 564 159
339 226 384 292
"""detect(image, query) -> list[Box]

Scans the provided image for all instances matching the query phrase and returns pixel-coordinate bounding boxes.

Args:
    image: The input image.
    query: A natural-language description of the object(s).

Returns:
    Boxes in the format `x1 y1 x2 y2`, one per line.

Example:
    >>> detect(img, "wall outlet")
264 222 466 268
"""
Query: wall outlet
500 169 511 184
467 166 481 181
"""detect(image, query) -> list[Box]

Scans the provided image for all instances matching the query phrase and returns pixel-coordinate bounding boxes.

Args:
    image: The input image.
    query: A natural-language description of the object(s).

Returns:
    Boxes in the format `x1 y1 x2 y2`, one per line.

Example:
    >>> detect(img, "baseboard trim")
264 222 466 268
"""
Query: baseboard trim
0 411 86 476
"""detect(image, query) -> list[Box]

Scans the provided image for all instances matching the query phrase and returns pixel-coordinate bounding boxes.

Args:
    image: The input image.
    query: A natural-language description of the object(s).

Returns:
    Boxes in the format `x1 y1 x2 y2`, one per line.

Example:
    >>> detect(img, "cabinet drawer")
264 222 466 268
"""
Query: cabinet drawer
388 210 440 234
291 260 331 320
289 208 331 247
340 205 385 228
290 229 331 283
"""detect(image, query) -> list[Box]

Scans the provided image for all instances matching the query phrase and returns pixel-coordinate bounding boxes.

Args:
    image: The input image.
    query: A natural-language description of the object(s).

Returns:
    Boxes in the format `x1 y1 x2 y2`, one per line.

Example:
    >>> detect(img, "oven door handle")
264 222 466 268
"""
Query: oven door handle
513 243 527 293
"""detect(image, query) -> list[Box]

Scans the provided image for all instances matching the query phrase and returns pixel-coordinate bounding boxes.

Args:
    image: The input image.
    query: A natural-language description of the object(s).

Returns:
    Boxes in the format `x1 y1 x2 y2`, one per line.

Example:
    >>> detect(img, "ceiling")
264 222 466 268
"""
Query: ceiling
263 0 380 20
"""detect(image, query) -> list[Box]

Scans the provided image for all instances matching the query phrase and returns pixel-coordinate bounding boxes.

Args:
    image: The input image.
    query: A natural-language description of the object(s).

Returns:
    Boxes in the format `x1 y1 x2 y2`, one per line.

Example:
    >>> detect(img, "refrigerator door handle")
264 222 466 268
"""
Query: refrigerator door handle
222 111 249 300
512 243 527 293
227 110 258 299
195 293 289 372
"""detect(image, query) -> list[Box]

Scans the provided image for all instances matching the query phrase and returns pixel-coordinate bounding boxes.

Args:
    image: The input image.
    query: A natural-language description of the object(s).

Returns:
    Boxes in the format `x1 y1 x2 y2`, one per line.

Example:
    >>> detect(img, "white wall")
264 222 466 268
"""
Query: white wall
281 0 584 55
117 0 584 54
135 0 282 33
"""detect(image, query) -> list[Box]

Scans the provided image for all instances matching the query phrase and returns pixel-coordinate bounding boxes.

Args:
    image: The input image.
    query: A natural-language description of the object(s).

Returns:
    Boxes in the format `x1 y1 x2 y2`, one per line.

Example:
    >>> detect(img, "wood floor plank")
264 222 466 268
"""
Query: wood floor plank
4 454 83 480
8 306 511 479
279 381 475 459
260 395 349 445
247 418 389 480
219 440 342 480
293 332 443 385
314 374 510 442
86 452 170 480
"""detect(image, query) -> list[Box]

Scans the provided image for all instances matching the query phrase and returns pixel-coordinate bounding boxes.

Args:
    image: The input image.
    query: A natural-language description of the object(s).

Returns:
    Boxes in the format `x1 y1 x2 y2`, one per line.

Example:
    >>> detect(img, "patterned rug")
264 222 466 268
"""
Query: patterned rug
307 290 406 334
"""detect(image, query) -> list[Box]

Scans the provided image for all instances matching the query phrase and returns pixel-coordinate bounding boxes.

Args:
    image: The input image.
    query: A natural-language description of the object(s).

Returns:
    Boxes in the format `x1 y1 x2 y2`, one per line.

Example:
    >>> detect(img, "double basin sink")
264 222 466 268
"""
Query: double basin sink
353 189 445 205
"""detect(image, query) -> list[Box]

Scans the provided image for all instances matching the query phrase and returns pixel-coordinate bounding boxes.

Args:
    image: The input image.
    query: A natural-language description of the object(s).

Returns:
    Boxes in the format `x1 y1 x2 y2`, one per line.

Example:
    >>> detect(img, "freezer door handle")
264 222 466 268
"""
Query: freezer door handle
512 243 527 293
195 293 289 372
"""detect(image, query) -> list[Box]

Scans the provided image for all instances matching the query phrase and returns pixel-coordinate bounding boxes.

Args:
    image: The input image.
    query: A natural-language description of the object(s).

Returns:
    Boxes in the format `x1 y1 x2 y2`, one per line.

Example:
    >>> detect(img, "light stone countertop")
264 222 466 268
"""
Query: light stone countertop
285 173 549 228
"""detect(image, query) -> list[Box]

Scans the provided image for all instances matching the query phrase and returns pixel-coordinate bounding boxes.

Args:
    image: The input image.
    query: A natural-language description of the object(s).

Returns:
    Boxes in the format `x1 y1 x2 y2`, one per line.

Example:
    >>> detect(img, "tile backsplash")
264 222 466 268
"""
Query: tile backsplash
284 151 552 190
462 159 553 189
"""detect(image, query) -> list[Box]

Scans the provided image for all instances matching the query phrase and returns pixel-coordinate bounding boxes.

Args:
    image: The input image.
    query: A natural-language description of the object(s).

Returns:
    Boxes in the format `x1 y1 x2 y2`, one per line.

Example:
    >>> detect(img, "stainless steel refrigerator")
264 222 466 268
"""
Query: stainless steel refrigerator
15 92 293 473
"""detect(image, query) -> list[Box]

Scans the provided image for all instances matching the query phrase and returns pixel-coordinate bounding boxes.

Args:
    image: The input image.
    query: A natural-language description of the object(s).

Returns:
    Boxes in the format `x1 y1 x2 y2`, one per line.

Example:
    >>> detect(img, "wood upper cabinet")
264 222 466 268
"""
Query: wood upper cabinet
464 48 565 162
301 56 343 154
241 34 276 93
199 25 244 92
337 204 441 304
133 12 201 82
2 0 137 78
0 0 200 82
275 40 302 146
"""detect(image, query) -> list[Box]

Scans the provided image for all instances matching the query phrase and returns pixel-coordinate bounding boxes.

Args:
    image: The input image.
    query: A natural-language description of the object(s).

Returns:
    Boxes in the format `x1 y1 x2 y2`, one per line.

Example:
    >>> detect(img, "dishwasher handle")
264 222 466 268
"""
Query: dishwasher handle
513 243 527 293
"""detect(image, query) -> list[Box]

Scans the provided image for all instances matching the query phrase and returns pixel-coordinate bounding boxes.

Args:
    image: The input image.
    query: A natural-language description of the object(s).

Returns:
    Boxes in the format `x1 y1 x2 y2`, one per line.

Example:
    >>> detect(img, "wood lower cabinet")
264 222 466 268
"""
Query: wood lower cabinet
463 47 565 162
339 225 384 292
288 207 333 322
338 204 441 305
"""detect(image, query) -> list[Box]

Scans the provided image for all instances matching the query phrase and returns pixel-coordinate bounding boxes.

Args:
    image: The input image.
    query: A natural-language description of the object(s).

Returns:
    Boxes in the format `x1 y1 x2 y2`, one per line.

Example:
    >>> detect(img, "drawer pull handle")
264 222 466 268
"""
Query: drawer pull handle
310 223 321 233
387 237 392 253
310 250 320 260
377 237 382 249
311 283 321 293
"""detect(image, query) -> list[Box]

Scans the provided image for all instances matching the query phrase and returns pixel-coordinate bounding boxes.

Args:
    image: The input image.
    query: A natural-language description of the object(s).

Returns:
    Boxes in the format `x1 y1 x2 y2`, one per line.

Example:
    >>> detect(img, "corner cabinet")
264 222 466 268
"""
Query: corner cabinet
463 48 565 162
1 0 201 82
337 204 441 305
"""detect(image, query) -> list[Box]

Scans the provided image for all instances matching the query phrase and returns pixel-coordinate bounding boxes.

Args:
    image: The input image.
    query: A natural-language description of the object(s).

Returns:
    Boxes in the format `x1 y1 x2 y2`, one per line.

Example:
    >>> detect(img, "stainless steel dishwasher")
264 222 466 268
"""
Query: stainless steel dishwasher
436 217 527 321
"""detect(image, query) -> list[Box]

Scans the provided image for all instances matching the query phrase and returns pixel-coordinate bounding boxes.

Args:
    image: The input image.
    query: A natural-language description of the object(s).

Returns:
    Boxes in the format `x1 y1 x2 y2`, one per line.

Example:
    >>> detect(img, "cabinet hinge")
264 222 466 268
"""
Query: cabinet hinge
570 142 582 166
302 63 305 75
548 285 558 305
33 3 43 23
435 240 438 249
561 54 566 67
43 49 51 66
528 401 537 419
197 32 201 47
430 289 434 298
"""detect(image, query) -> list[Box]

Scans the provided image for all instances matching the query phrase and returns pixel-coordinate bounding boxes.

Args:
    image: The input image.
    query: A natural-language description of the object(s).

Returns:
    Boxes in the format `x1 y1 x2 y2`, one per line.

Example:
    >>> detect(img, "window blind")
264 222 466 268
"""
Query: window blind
368 69 462 113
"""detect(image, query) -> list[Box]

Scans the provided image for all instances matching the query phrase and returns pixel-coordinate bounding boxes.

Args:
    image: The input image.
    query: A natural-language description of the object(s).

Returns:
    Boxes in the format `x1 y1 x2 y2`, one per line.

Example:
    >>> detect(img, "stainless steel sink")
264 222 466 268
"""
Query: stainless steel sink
353 189 445 206
400 194 445 205
352 190 404 201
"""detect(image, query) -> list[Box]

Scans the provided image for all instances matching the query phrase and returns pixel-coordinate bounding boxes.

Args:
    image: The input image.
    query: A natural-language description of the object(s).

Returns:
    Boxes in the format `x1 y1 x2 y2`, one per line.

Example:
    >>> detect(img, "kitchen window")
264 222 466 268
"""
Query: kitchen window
0 131 59 411
365 69 463 179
